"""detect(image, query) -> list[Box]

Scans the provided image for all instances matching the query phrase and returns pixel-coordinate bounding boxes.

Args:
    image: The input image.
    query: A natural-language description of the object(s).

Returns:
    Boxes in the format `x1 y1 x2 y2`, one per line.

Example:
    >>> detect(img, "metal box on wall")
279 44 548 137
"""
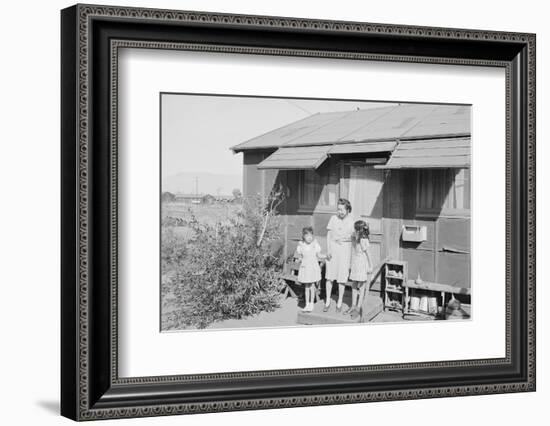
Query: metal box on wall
401 225 427 242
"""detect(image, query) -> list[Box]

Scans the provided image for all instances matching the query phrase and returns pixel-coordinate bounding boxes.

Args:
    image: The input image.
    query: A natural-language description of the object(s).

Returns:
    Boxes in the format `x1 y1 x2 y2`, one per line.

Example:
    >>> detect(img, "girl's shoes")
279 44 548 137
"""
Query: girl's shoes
335 305 343 313
323 304 330 312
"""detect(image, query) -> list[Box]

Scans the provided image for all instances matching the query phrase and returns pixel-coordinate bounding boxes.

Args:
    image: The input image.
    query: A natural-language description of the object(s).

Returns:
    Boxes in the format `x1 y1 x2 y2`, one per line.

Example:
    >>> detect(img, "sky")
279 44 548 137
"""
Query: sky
161 94 396 181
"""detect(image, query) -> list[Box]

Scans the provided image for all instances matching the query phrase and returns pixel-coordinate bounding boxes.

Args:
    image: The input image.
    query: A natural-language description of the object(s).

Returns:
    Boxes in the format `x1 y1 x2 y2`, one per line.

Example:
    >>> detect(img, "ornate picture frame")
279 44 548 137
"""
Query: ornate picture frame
61 4 535 421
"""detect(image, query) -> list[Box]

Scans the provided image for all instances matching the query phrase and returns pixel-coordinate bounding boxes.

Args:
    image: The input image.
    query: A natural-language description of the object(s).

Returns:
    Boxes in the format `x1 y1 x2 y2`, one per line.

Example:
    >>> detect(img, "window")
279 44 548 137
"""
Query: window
416 168 470 216
445 168 470 210
298 161 339 211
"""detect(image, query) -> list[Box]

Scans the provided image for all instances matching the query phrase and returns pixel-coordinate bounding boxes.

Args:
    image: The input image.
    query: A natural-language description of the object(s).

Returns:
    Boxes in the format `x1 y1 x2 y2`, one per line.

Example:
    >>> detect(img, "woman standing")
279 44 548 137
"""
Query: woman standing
324 198 354 313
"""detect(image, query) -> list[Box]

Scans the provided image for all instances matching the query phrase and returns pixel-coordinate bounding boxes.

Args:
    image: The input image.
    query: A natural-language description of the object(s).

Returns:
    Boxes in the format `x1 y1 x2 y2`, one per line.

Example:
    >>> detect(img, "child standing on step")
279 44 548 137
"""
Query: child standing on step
347 220 373 319
295 226 325 313
325 198 354 313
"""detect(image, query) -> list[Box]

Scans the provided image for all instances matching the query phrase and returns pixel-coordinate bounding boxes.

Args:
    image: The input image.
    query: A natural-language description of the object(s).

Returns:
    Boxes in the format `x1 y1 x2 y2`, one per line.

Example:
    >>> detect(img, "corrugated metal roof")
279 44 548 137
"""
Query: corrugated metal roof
284 107 394 146
375 137 471 169
232 104 470 152
235 111 349 151
257 146 331 170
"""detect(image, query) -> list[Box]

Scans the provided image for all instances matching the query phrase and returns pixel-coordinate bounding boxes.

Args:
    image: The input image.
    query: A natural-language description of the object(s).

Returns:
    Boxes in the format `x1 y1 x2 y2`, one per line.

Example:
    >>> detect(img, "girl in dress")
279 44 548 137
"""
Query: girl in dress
294 226 324 313
347 220 373 318
324 198 355 313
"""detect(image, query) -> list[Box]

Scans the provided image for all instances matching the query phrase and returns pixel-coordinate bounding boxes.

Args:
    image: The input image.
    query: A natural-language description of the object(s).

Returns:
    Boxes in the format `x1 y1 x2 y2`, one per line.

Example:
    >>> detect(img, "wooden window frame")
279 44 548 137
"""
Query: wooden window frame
297 160 341 213
415 168 471 218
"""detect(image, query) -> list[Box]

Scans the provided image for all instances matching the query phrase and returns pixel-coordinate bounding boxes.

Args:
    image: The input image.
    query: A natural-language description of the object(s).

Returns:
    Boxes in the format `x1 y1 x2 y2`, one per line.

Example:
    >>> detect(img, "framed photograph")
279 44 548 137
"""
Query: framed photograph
61 4 536 421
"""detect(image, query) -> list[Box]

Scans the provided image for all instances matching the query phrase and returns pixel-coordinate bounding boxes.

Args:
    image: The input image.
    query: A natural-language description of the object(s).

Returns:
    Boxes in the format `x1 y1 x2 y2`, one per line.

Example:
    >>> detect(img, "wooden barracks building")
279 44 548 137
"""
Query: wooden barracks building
231 103 471 292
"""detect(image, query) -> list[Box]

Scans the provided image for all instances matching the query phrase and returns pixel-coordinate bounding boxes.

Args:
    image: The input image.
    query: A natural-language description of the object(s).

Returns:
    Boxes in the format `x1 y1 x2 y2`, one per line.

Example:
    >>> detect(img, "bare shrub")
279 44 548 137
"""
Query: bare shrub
163 190 285 330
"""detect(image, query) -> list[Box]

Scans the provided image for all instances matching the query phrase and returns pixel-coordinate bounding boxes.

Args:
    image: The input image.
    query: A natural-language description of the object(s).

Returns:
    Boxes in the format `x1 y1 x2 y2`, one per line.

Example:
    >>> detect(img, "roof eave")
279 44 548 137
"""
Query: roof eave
231 145 281 154
232 133 471 153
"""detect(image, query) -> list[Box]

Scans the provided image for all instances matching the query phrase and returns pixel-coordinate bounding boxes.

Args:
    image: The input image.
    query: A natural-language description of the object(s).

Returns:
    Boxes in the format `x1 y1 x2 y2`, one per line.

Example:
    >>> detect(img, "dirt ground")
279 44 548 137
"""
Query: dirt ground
205 290 405 330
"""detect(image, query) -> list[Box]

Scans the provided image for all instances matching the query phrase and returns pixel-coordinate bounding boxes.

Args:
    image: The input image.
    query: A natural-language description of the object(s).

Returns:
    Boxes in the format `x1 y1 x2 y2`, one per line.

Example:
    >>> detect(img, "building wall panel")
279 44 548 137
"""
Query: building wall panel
402 248 435 282
243 152 266 198
437 252 470 288
382 218 402 260
437 217 470 253
312 212 332 238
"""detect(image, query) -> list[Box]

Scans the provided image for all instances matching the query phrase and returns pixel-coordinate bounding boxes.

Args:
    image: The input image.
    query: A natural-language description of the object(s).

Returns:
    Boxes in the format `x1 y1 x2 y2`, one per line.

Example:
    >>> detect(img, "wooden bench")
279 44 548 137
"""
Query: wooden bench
403 279 470 319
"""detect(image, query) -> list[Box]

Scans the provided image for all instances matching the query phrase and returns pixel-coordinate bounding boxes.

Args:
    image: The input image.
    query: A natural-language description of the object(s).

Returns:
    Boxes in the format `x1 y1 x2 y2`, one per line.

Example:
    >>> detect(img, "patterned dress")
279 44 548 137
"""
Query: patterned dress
325 214 355 283
296 240 322 284
349 237 370 282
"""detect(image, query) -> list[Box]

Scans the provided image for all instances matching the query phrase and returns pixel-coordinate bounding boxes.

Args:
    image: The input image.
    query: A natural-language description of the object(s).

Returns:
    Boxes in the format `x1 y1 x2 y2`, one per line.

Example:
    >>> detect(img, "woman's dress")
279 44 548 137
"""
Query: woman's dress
349 237 370 282
325 215 354 284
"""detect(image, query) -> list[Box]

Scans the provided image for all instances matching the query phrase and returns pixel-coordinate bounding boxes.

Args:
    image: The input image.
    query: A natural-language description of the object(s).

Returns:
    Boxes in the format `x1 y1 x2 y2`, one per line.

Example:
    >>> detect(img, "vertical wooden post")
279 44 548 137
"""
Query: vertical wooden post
404 286 409 315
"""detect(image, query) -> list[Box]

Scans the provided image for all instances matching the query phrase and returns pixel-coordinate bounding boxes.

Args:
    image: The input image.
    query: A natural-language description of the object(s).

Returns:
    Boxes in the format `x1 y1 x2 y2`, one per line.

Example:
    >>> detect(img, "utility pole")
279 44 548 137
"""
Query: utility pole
195 176 198 195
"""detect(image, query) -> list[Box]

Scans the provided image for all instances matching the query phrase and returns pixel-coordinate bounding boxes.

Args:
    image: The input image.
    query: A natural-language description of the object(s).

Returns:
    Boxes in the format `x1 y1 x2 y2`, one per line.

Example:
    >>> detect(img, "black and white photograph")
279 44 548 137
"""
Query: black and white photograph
160 94 471 331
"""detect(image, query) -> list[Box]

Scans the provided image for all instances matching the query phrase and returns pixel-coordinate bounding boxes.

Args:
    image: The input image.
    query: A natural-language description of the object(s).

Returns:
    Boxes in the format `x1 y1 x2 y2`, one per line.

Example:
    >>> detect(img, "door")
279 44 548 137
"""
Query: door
346 165 385 272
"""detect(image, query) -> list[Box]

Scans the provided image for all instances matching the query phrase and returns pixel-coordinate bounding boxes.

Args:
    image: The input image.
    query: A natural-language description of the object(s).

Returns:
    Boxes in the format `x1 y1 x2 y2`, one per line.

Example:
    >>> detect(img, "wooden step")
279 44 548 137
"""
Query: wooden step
297 296 383 325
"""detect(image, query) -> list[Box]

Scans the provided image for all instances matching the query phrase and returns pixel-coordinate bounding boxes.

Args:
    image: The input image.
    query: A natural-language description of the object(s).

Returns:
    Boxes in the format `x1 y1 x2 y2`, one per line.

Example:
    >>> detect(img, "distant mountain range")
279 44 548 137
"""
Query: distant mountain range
162 172 242 196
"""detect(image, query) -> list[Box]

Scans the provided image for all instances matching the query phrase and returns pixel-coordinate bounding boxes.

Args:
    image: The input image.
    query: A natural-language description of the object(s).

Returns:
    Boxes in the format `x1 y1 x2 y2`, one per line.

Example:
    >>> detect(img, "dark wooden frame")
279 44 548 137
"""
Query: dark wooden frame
61 3 536 421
